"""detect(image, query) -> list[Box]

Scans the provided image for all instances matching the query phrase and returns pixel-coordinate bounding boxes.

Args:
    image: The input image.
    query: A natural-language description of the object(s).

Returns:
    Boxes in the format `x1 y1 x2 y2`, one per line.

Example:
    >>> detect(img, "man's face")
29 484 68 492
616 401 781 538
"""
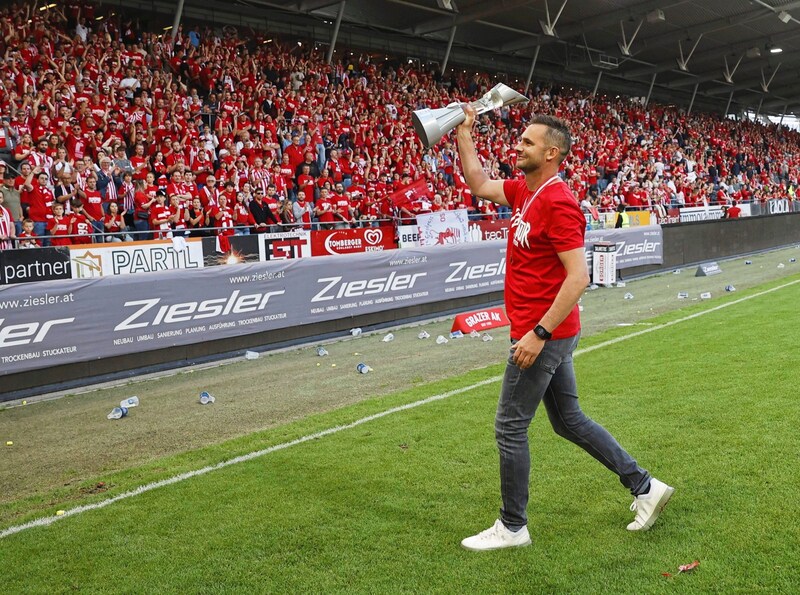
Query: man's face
38 140 48 153
514 124 557 174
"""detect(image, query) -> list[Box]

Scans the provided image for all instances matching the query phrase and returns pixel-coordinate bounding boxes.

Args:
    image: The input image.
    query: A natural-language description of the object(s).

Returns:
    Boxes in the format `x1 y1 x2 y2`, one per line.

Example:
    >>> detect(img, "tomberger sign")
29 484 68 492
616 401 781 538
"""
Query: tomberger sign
310 227 397 256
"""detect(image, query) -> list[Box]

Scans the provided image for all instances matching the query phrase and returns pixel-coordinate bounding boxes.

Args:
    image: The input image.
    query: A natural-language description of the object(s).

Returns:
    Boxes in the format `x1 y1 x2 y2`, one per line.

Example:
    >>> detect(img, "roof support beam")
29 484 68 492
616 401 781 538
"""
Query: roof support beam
722 54 743 84
617 18 644 57
523 45 541 94
591 70 603 97
169 0 186 48
687 82 699 115
441 22 457 73
325 1 345 64
410 0 531 36
500 0 690 53
540 0 568 37
724 90 734 115
644 72 657 107
676 34 703 72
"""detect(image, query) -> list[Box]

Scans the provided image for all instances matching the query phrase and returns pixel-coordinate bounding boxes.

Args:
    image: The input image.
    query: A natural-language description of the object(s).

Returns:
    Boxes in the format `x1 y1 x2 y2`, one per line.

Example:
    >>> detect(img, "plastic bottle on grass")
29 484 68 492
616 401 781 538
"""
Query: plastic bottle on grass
107 406 128 420
120 396 139 408
382 333 394 342
356 363 371 374
199 391 216 405
317 346 329 357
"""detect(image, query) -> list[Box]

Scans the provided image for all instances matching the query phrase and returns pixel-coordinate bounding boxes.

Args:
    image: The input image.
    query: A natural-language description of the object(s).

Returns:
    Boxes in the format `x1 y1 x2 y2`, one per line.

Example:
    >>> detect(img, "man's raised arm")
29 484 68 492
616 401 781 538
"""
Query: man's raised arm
455 106 509 206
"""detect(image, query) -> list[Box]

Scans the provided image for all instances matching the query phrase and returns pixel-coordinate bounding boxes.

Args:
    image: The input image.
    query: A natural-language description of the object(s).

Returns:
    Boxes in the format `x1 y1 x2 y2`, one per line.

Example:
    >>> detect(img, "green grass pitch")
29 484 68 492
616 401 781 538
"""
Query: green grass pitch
1 266 799 593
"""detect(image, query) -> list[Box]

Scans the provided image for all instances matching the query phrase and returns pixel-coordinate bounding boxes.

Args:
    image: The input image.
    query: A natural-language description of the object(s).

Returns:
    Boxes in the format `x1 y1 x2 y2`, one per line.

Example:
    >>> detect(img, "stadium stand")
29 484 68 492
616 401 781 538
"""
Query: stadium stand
0 0 799 249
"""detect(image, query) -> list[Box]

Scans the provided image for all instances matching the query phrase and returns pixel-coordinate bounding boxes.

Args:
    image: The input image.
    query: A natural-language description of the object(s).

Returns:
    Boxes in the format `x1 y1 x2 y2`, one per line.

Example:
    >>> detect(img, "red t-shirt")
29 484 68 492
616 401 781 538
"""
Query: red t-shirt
83 189 104 222
503 177 586 341
49 216 71 246
70 213 94 244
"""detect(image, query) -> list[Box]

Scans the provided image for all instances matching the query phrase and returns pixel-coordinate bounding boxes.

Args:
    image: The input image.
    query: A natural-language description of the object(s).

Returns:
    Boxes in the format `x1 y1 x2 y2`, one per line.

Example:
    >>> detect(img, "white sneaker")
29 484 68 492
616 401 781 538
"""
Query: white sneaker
461 519 531 551
627 478 675 531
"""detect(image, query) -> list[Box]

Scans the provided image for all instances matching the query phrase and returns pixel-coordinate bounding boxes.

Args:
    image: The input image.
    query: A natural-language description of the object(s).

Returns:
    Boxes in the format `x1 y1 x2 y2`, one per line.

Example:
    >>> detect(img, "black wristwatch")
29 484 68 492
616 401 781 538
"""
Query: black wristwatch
533 324 552 341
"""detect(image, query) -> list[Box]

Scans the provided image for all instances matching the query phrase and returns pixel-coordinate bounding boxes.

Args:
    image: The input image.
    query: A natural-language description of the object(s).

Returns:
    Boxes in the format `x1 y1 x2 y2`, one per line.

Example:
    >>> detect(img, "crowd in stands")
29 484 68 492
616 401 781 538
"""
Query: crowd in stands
1 0 799 250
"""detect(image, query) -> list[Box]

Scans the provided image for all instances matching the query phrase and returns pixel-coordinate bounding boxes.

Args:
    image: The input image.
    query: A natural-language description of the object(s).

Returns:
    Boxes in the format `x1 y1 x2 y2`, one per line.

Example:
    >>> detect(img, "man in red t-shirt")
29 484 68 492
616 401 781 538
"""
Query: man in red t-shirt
314 188 336 230
81 176 105 241
456 108 673 552
725 200 741 219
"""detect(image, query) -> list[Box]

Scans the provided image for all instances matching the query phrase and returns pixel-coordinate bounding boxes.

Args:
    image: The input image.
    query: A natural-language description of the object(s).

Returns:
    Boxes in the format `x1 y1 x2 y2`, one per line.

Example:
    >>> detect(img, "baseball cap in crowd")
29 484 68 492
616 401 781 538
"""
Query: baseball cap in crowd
156 189 167 197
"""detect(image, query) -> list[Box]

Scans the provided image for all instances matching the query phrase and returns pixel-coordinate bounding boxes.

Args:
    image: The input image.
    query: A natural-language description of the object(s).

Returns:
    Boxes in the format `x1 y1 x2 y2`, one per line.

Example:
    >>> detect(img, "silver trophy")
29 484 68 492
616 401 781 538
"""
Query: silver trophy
412 83 529 148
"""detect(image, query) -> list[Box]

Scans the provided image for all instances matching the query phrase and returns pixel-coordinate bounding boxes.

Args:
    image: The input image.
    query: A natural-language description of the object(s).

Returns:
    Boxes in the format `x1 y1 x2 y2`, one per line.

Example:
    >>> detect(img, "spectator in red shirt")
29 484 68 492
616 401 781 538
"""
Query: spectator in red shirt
103 202 129 242
69 199 95 245
283 135 306 172
80 175 105 241
724 200 741 219
24 168 55 246
49 203 72 247
209 194 236 238
149 190 173 239
233 191 255 234
314 187 336 230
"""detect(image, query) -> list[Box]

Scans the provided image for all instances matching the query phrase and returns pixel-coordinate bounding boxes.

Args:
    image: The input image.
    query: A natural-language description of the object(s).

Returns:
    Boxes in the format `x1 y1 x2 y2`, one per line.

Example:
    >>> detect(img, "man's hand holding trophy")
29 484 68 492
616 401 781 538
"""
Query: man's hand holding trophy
412 83 529 148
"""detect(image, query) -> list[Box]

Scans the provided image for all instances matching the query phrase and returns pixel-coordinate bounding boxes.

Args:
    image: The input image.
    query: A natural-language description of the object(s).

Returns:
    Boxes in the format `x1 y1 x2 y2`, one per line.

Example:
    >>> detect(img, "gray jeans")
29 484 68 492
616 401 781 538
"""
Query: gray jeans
495 333 651 531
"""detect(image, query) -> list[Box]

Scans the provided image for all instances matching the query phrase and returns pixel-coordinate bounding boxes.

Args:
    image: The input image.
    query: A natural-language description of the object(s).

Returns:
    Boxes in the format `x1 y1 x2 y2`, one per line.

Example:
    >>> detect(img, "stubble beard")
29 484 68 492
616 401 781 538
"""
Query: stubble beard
516 158 538 174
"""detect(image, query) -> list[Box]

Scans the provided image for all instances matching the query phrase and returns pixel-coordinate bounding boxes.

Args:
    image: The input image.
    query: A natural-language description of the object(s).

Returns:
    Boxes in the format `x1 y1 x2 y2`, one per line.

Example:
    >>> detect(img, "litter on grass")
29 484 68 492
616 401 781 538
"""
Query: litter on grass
662 560 700 578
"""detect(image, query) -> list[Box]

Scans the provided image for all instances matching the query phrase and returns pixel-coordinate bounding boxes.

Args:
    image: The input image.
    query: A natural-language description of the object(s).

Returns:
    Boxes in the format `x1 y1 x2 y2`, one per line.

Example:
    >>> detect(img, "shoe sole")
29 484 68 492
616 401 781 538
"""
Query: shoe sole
632 486 675 531
461 538 532 552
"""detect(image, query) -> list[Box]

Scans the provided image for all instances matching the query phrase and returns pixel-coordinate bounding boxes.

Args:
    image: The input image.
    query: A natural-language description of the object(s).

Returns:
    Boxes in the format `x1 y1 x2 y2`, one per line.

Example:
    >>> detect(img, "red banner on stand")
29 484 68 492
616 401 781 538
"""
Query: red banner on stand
310 227 398 256
451 307 510 333
388 179 430 209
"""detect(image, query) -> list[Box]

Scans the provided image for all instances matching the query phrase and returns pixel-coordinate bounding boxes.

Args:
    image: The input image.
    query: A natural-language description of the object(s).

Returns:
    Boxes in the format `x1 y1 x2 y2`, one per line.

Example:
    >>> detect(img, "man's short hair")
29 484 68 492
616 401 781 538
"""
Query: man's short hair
529 114 572 162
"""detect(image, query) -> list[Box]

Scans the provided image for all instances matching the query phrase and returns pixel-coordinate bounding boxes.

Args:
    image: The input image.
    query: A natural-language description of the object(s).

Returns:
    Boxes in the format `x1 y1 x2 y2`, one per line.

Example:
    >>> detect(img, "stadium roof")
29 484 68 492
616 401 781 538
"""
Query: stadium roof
130 0 800 117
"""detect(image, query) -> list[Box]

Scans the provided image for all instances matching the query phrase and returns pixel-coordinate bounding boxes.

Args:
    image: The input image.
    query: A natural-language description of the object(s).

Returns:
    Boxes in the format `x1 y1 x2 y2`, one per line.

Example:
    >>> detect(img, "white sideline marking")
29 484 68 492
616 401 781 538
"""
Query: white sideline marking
2 278 798 540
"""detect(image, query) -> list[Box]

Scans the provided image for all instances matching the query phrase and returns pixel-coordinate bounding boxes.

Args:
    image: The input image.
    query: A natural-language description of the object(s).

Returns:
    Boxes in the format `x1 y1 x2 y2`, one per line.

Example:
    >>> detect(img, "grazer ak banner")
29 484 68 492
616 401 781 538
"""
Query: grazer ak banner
0 242 507 380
